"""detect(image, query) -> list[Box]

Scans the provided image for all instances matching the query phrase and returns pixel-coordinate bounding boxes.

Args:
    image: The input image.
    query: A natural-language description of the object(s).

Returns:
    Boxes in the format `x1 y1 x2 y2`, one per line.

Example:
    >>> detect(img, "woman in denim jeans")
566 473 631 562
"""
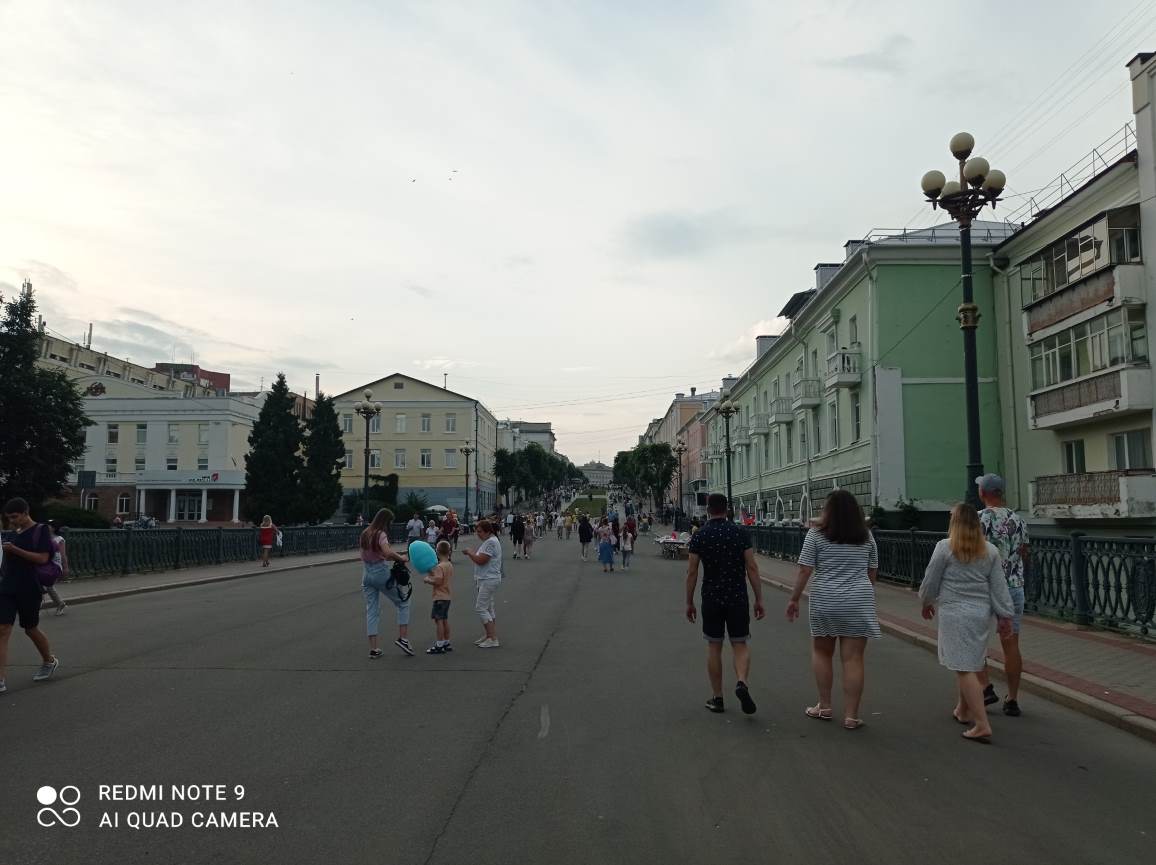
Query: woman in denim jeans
360 509 413 657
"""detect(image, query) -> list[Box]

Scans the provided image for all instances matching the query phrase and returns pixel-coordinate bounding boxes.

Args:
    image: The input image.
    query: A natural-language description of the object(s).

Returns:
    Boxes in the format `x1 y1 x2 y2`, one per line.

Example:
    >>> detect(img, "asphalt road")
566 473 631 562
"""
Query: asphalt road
2 528 1153 865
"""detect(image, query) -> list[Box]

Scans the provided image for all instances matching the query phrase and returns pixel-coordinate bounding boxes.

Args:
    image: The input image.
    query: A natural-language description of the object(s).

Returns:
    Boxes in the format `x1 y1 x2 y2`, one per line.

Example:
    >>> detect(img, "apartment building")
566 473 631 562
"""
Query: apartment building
333 374 498 515
989 52 1156 529
497 420 557 453
580 461 613 487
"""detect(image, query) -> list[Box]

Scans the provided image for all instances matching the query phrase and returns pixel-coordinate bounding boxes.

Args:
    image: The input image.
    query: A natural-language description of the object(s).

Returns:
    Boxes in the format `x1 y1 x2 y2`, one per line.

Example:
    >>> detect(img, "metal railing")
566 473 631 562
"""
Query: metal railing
1032 471 1146 506
0 523 411 579
749 525 1156 637
826 351 861 377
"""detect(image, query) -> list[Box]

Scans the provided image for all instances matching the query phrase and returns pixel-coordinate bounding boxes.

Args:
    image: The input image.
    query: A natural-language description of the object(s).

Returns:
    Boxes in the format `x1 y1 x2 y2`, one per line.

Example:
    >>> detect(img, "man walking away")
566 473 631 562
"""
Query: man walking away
0 498 60 693
686 494 765 714
406 513 424 543
975 474 1030 717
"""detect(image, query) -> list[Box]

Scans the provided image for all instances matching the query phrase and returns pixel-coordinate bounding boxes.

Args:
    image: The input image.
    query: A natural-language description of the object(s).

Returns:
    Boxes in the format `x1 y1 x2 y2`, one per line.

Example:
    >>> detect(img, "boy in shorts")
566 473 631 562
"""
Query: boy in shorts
423 540 454 654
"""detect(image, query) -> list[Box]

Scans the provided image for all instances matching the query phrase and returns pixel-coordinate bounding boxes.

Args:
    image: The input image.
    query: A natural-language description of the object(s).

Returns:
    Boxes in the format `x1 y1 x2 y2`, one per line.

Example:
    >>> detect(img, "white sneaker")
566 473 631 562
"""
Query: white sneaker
474 635 488 645
477 638 501 648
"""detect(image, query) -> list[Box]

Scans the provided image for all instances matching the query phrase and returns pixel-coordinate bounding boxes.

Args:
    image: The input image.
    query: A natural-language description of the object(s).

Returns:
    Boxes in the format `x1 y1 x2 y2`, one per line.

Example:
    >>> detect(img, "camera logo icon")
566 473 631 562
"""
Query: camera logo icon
37 785 81 828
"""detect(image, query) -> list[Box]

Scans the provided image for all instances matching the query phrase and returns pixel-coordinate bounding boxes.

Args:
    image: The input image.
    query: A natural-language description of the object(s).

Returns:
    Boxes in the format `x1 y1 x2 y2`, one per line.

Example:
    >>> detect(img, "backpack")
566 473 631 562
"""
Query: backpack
36 525 64 587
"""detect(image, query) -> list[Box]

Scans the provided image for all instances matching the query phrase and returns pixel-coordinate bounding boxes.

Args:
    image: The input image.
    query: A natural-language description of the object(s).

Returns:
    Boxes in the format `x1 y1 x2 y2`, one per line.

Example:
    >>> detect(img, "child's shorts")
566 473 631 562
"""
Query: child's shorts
431 600 451 620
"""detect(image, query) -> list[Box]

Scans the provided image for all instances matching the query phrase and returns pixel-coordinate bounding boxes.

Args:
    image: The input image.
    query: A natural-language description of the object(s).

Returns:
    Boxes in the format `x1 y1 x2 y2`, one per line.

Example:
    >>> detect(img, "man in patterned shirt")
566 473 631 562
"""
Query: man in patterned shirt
685 494 765 715
975 474 1030 717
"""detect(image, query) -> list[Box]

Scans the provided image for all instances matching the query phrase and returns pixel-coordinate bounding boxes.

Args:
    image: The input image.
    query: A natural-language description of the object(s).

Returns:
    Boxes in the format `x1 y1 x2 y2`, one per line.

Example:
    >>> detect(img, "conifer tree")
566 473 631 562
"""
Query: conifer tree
298 394 345 523
243 373 303 523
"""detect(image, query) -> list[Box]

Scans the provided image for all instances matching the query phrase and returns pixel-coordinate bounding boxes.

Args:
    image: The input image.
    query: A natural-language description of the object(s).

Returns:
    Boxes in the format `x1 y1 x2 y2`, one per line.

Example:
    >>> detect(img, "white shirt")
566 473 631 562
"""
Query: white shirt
474 536 503 581
406 518 423 538
425 526 439 543
505 513 514 525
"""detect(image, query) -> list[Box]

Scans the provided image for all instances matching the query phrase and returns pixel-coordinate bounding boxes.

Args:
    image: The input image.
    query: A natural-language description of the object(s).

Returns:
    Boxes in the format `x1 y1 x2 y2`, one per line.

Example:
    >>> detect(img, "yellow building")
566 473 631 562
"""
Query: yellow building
333 374 498 518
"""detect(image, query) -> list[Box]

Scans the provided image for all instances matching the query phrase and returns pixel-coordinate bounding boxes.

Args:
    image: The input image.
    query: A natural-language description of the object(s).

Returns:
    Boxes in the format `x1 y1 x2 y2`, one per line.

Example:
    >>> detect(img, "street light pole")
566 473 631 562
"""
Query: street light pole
353 389 383 520
921 133 1006 508
718 399 737 518
673 440 688 523
460 444 475 525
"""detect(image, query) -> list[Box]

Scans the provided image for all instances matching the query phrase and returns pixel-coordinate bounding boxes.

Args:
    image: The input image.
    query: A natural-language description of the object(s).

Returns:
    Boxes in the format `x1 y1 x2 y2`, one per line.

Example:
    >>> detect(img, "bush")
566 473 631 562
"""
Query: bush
37 502 109 529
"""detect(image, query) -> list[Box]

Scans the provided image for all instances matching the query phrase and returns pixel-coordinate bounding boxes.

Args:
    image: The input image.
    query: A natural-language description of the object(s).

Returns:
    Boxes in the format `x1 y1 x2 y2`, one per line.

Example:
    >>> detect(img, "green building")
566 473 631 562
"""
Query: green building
705 222 1013 524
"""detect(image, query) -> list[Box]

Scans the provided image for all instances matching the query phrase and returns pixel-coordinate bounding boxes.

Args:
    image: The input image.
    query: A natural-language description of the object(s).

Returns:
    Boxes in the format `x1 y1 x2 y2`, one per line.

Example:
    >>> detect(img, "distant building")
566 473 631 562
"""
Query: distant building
580 461 613 487
152 362 231 395
497 420 556 453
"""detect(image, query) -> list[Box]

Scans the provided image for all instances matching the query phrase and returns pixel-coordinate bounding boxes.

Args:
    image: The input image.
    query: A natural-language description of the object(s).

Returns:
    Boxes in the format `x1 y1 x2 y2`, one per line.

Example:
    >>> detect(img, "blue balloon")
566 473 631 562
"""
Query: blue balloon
408 540 438 574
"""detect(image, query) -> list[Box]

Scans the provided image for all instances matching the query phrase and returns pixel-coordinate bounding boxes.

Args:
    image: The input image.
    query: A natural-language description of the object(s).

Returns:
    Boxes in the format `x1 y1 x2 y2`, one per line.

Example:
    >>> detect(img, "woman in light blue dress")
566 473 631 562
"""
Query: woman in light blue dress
596 518 615 572
919 503 1015 744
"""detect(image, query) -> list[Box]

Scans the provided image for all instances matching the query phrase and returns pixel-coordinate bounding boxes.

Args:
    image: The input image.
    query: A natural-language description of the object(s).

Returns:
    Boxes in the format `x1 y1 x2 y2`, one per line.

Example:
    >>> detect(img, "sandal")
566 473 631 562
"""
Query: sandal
961 730 992 744
804 704 833 720
951 712 971 725
843 718 866 730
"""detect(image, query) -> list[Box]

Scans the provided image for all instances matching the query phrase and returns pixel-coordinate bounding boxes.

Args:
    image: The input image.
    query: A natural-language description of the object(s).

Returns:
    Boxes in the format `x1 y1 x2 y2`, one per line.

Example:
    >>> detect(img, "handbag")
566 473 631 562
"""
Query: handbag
35 524 63 587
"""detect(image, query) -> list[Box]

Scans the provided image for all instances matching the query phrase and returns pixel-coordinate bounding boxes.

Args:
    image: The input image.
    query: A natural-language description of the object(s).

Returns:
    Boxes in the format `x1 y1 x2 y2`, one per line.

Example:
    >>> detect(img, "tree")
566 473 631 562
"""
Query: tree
493 448 517 503
396 490 429 522
343 473 398 522
0 282 90 508
613 443 676 509
243 373 304 523
298 393 345 523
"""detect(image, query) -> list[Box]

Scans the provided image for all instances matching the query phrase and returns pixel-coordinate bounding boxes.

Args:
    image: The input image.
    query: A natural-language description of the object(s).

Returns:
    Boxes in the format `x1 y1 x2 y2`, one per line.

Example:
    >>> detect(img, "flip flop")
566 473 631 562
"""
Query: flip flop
843 718 866 730
961 731 992 744
804 704 833 720
952 713 971 725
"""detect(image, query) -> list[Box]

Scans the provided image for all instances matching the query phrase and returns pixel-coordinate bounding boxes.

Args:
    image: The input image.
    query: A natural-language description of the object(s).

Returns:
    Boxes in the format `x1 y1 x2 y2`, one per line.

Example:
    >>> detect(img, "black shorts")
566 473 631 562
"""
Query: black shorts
701 598 750 643
431 600 451 621
0 589 42 630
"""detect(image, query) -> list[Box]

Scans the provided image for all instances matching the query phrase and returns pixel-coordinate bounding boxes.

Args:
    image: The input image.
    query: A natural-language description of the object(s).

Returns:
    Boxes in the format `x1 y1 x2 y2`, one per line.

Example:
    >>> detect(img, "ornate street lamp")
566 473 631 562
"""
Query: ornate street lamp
718 398 738 518
353 389 382 521
460 443 475 525
921 132 1006 508
673 439 688 522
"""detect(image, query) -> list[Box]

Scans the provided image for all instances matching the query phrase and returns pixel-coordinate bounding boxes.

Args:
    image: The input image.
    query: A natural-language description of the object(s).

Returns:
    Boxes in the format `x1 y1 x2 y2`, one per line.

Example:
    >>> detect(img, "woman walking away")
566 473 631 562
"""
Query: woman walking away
919 503 1015 744
258 515 278 567
463 519 502 648
597 517 615 573
359 509 414 657
522 520 535 560
785 490 880 730
577 514 594 560
45 521 68 615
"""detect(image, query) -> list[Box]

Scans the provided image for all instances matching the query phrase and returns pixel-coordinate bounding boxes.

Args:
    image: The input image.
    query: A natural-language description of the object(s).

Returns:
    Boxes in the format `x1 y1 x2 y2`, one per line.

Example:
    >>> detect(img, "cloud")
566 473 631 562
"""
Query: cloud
406 284 436 298
709 318 789 365
620 209 761 260
816 34 912 75
560 365 597 373
271 355 339 370
2 261 78 295
504 255 534 269
412 357 480 371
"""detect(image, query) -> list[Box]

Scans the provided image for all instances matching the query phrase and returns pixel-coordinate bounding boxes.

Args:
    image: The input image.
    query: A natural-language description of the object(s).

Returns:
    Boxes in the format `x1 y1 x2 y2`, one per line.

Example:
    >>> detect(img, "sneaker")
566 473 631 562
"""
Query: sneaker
33 657 59 682
474 635 489 645
369 649 383 659
442 642 453 652
477 638 501 648
426 644 445 655
983 684 998 706
735 681 757 715
394 638 415 657
705 696 725 713
56 603 67 616
1003 698 1022 717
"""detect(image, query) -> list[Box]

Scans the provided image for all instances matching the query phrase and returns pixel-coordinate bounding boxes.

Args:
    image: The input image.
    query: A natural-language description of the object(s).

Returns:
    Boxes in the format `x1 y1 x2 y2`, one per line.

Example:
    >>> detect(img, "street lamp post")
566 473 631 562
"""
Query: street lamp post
718 399 738 518
352 390 383 521
460 443 475 525
921 133 1006 508
673 440 688 522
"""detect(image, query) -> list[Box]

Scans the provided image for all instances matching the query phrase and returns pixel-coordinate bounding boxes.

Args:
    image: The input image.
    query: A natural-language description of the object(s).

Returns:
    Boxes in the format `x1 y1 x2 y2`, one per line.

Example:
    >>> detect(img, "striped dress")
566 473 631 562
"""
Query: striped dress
798 528 881 638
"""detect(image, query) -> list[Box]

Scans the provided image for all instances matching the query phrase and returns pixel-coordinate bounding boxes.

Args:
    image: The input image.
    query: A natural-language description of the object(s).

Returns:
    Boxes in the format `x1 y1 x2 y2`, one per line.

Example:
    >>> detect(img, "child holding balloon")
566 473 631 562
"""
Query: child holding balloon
422 540 454 654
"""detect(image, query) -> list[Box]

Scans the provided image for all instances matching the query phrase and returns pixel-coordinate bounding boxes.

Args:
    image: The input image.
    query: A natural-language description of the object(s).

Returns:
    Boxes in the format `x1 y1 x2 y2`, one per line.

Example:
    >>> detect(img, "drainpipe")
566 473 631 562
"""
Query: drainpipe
789 318 811 520
988 251 1023 512
864 249 880 509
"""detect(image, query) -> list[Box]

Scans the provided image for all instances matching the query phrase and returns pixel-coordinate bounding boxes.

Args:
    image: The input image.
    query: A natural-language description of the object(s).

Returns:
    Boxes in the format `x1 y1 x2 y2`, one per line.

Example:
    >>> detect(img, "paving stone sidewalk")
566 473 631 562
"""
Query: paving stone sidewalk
756 553 1156 738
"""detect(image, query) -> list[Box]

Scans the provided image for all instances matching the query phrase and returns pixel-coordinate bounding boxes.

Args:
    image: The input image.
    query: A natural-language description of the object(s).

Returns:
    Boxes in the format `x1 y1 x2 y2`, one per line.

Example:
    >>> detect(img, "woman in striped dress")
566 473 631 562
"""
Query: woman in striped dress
786 490 880 729
918 504 1015 744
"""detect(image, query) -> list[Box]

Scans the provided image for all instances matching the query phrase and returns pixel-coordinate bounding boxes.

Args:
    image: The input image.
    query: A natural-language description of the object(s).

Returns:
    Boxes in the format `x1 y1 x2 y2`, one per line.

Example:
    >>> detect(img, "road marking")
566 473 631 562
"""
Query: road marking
537 705 550 739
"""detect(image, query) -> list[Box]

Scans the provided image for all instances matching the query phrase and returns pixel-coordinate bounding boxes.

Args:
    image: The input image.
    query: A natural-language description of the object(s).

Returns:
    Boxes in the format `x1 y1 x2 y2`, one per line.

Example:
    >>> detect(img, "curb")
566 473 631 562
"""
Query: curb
758 569 1156 746
56 556 362 606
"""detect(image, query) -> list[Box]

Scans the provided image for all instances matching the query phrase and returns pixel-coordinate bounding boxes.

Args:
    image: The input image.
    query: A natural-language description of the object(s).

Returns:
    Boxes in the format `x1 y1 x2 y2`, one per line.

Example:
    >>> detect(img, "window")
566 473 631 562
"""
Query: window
810 349 819 377
107 423 119 444
812 409 822 455
420 448 432 468
849 315 858 346
196 456 208 471
799 420 807 459
393 381 404 389
105 457 117 477
167 423 180 445
198 423 209 445
344 450 353 469
1110 429 1153 470
166 457 178 471
1028 308 1148 390
135 455 146 472
342 414 353 434
116 493 131 514
369 414 381 434
850 392 862 443
828 399 839 450
84 493 99 511
134 423 147 445
445 413 457 433
394 449 406 469
444 449 458 469
395 414 407 433
826 329 837 357
421 413 432 433
1062 440 1086 474
369 449 382 469
771 429 781 468
785 423 794 464
771 378 780 400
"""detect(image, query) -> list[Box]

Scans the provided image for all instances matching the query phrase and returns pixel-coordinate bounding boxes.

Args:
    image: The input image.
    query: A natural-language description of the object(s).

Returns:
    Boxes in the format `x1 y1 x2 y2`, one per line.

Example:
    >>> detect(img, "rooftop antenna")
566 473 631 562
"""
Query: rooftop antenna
86 323 93 349
443 372 448 389
315 373 320 400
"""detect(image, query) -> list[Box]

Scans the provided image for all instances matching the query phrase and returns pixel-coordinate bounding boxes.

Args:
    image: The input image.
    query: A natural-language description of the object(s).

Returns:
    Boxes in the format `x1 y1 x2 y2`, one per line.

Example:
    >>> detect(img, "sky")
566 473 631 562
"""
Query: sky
0 0 1150 463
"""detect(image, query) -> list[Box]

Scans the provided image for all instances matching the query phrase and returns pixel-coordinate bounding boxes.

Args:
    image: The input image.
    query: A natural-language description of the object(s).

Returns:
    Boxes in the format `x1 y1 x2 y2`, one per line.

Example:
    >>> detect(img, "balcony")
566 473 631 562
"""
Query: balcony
730 426 750 447
792 378 822 410
1029 366 1152 429
749 414 770 436
1031 470 1156 519
1025 264 1144 337
768 398 793 425
826 351 862 389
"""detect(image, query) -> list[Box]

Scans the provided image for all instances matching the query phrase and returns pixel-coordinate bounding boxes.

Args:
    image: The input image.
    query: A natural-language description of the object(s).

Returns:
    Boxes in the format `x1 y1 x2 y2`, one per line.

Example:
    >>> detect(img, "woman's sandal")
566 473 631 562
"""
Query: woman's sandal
951 712 971 725
843 718 866 730
804 704 833 720
961 730 992 744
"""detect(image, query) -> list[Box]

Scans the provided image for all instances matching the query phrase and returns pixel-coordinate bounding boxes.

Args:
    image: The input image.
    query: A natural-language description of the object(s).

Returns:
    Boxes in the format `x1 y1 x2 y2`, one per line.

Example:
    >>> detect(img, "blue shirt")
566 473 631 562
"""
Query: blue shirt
688 518 751 604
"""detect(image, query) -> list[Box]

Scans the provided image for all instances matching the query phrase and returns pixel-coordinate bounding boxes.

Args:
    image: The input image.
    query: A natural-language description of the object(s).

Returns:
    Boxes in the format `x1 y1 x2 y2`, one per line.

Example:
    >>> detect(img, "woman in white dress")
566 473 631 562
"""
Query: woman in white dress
918 503 1015 744
786 490 880 730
